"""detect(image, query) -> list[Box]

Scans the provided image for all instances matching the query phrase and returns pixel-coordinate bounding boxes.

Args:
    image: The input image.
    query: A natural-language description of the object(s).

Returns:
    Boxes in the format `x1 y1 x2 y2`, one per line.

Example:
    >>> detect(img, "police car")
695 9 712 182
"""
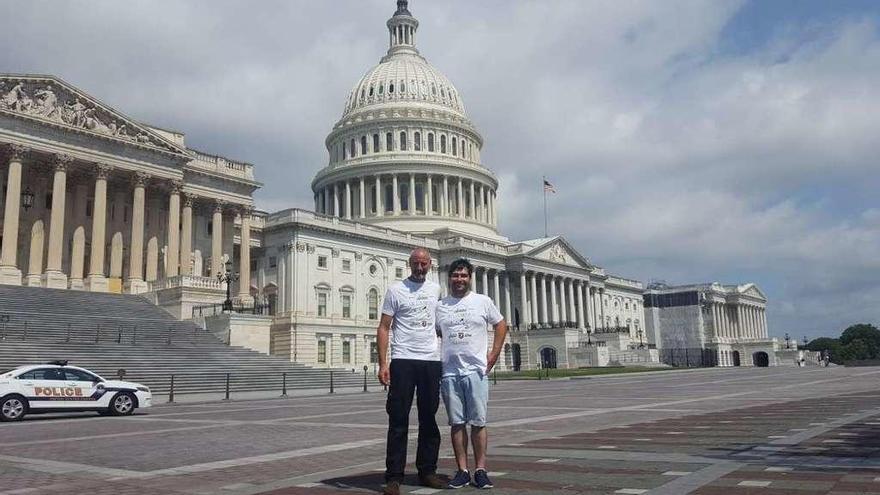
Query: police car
0 361 151 422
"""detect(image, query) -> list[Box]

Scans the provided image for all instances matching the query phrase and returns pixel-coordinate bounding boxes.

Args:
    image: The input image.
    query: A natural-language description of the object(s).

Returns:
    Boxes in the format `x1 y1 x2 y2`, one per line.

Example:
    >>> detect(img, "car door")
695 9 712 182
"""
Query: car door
18 368 69 410
60 368 103 409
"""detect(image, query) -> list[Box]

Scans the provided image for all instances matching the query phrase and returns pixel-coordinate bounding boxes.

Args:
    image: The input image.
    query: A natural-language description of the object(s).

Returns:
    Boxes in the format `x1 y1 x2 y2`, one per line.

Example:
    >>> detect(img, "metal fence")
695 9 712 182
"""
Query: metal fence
191 302 273 318
659 347 719 367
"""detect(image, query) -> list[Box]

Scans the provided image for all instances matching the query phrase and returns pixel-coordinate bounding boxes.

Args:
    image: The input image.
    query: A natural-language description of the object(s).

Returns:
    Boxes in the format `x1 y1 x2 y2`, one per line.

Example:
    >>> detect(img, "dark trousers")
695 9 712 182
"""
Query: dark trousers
385 358 442 482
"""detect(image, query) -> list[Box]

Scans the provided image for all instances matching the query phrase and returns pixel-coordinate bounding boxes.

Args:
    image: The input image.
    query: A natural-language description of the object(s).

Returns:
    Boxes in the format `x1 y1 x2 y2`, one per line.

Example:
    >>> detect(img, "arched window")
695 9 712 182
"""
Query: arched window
378 83 384 95
342 142 347 160
431 83 436 96
462 139 467 159
361 136 367 155
389 83 395 94
414 132 421 151
400 80 406 93
350 139 356 158
386 132 393 151
440 135 447 154
452 137 457 156
400 132 407 151
373 134 380 152
369 85 374 97
360 88 365 101
428 133 435 152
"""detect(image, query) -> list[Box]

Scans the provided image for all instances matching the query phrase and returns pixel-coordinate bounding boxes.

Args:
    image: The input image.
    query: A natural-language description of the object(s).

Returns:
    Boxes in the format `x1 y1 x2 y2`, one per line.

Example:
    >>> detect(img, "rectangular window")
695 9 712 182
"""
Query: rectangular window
342 294 351 318
317 293 327 316
342 259 351 272
317 340 327 363
269 256 277 268
86 199 93 218
342 340 351 364
317 256 328 269
395 267 404 279
370 342 379 363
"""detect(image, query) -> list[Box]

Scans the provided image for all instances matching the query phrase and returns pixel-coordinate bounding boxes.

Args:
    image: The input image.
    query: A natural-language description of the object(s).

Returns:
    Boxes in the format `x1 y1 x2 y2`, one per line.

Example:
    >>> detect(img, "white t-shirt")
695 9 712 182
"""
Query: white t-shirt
436 292 504 377
381 278 442 361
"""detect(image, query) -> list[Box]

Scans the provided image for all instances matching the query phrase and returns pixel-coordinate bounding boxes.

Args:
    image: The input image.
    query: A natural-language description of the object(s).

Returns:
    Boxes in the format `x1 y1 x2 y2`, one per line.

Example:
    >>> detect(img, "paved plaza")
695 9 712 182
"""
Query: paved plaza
1 367 880 494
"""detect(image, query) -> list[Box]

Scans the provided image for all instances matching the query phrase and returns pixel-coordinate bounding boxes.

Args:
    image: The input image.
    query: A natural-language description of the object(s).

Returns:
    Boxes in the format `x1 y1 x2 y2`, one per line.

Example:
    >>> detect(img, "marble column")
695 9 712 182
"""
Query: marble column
539 274 548 324
333 183 340 217
550 276 559 323
0 144 28 285
125 172 149 293
238 208 252 302
481 268 488 296
519 272 529 328
375 176 384 217
470 267 477 292
211 201 225 277
84 164 111 292
165 182 182 278
345 181 352 219
457 178 464 218
408 173 416 215
584 281 592 329
392 174 400 215
503 272 512 323
599 289 606 329
576 281 585 329
359 177 366 219
426 175 433 216
178 193 194 278
711 303 719 339
492 270 501 309
468 181 476 219
42 154 72 288
477 184 484 222
529 272 539 326
559 278 568 323
323 186 330 215
442 175 449 217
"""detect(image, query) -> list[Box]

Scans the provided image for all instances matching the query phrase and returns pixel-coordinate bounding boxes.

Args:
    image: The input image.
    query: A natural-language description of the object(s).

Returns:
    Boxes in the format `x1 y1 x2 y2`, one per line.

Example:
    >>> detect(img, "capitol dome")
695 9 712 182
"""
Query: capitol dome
312 0 502 240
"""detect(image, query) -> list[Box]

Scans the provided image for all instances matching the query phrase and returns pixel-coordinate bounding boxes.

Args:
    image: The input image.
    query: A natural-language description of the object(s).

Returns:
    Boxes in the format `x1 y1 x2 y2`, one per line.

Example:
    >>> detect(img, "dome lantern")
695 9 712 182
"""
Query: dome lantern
386 0 419 57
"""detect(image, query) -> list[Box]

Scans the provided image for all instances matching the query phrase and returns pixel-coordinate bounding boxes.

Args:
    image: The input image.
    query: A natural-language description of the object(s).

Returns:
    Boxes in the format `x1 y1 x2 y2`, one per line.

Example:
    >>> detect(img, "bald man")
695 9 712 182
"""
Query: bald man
377 248 444 494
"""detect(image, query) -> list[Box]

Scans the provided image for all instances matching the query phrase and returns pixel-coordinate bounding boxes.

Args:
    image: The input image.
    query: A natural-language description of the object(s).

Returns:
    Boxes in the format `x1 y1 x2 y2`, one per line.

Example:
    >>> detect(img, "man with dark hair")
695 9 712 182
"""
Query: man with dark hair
377 247 444 495
436 258 508 489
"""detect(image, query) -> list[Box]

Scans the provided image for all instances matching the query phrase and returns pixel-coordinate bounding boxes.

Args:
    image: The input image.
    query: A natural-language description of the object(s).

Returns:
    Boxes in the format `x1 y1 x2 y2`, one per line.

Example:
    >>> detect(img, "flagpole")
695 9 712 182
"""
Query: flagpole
542 175 548 237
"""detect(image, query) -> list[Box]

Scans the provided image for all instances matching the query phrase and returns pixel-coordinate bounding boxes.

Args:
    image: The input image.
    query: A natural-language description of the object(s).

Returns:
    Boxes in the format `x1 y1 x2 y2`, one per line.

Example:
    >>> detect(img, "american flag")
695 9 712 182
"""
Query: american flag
543 179 556 194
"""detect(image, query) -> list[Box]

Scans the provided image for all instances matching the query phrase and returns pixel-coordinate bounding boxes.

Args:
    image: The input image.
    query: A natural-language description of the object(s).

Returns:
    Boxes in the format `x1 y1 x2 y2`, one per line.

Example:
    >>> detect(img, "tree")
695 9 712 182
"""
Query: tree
839 324 880 360
805 337 842 363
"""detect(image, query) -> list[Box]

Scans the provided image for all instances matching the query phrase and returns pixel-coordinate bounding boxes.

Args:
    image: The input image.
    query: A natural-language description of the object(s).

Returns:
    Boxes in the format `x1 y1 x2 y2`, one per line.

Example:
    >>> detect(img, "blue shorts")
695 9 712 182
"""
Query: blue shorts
440 372 489 427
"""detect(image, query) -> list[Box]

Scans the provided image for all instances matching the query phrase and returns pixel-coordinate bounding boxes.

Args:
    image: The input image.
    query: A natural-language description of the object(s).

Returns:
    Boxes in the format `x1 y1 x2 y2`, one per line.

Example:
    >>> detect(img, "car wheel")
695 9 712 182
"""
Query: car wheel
109 392 136 416
1 395 28 422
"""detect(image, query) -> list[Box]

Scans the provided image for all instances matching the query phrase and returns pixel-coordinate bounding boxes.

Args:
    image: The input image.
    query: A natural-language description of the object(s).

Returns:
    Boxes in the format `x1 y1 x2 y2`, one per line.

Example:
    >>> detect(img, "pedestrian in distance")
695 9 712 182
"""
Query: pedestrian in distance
377 247 445 495
436 258 508 489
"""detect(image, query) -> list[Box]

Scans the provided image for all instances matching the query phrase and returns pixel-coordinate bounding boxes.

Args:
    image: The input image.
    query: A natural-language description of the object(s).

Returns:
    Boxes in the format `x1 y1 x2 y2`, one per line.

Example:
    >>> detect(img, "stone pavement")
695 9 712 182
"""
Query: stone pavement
1 366 879 494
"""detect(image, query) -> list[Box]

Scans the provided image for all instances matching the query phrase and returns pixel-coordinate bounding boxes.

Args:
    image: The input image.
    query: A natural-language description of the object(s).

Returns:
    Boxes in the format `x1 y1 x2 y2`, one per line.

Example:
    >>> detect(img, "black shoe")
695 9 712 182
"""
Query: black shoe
473 468 493 489
448 470 470 489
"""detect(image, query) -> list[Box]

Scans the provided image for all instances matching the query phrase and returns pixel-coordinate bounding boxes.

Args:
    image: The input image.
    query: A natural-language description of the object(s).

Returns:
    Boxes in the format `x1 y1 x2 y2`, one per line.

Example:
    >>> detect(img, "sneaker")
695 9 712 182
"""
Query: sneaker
383 480 401 495
419 473 445 489
473 468 494 489
448 470 470 489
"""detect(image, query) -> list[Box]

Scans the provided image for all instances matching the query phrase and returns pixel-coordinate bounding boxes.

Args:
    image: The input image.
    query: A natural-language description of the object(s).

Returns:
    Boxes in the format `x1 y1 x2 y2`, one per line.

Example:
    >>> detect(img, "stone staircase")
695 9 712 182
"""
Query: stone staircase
0 285 378 395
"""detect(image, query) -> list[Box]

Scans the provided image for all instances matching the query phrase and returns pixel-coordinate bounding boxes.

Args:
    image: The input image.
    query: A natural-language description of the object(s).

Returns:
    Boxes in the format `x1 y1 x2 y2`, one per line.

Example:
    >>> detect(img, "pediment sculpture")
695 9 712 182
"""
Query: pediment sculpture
0 77 177 153
549 243 567 263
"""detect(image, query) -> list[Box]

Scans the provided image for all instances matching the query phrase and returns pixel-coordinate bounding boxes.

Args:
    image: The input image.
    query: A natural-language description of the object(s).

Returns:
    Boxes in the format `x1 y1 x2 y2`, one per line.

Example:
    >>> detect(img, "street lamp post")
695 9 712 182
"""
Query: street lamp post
784 332 790 349
217 260 239 312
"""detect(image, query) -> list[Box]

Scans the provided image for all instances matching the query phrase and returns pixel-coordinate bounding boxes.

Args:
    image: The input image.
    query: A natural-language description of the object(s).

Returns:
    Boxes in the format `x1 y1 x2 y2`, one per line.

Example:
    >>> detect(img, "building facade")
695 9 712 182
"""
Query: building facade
643 282 778 367
0 74 259 318
253 1 649 370
0 1 666 371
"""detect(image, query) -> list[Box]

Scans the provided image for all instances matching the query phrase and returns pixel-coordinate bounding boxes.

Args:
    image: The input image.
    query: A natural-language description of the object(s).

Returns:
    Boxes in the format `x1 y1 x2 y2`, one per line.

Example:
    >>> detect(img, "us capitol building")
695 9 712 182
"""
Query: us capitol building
0 1 779 370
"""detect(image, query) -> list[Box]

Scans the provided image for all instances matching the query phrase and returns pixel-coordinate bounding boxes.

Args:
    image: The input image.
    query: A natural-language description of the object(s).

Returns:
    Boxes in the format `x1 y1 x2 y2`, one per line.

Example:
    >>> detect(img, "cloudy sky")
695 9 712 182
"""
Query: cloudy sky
3 0 878 340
